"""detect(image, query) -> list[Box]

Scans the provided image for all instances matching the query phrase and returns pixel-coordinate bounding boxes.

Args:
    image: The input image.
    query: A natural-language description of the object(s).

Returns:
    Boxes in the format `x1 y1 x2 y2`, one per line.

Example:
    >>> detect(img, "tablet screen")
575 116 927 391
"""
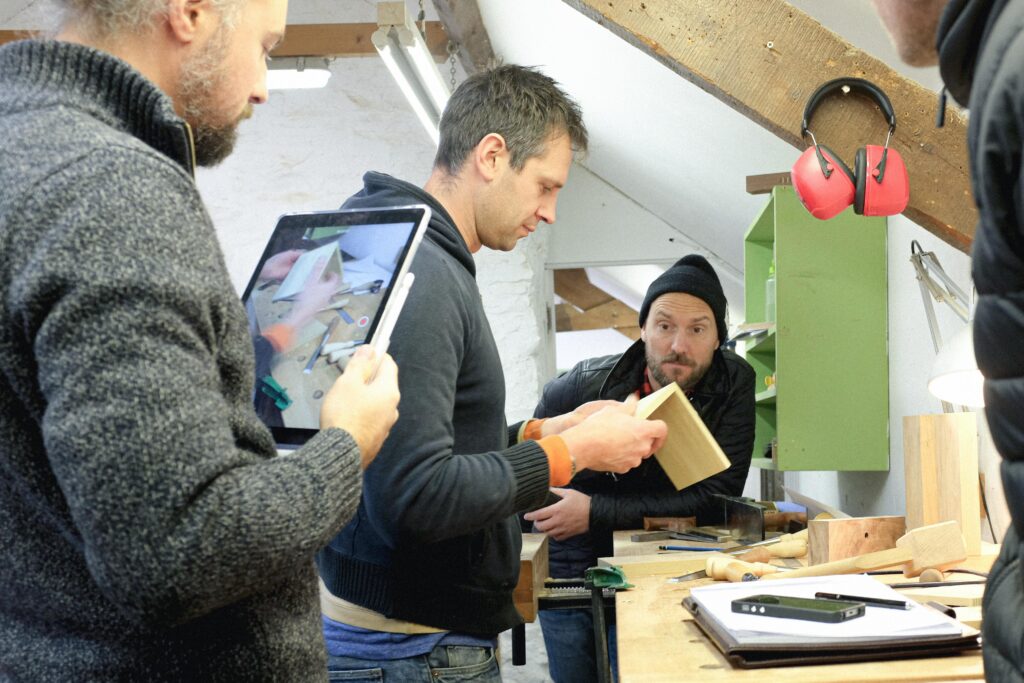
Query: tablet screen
240 205 429 447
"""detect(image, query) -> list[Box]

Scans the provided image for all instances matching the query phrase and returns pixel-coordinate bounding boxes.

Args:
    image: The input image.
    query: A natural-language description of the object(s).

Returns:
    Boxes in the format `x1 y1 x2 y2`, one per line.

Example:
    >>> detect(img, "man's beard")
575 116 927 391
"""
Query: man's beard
646 348 710 391
179 26 248 167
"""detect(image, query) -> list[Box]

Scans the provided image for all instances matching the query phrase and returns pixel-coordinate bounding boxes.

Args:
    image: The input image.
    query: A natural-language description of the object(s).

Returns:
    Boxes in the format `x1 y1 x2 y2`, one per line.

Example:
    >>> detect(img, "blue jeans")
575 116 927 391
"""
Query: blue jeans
539 609 618 683
327 645 500 682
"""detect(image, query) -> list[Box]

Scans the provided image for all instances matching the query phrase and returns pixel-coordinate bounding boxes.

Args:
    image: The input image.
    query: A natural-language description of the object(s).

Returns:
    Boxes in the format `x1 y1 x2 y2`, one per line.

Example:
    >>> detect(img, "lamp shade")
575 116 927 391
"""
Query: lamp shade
928 323 985 407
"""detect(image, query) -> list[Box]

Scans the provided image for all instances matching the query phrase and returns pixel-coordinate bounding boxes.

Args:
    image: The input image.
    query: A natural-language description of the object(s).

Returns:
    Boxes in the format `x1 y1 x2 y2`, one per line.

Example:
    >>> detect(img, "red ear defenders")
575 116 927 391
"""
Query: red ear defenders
791 78 909 220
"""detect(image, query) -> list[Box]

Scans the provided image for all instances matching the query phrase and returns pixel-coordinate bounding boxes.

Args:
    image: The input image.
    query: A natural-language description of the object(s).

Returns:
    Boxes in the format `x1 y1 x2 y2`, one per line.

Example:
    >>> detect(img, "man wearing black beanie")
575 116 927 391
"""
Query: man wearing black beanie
525 254 755 683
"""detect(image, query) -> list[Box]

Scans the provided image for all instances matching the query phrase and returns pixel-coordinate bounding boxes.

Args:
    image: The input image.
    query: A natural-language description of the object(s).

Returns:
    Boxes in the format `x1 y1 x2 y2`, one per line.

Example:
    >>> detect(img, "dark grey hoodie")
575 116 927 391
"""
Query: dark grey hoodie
317 172 551 636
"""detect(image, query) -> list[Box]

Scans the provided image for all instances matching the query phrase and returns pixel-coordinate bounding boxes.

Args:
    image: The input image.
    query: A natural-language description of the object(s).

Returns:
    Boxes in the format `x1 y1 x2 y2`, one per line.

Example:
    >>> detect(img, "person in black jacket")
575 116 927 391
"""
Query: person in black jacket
525 254 755 683
871 1 1024 679
316 65 668 682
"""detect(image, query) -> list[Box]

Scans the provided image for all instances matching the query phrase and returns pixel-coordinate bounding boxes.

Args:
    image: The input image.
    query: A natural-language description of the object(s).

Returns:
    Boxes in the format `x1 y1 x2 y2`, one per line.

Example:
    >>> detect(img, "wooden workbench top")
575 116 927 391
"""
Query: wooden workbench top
615 552 997 682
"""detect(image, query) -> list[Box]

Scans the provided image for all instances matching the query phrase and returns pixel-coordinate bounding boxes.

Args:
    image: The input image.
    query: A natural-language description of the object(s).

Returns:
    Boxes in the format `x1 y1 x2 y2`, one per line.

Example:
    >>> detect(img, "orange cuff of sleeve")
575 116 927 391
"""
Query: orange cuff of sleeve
262 323 295 353
523 418 546 442
539 435 573 487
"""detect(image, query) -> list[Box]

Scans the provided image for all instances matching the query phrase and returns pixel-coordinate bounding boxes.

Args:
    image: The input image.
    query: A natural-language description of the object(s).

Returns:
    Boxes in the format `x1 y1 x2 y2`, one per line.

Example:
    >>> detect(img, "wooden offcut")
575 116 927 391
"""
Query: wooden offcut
904 413 981 555
561 0 975 253
746 172 793 195
514 533 548 622
599 551 726 579
808 515 907 565
902 583 985 608
635 382 730 490
643 516 696 532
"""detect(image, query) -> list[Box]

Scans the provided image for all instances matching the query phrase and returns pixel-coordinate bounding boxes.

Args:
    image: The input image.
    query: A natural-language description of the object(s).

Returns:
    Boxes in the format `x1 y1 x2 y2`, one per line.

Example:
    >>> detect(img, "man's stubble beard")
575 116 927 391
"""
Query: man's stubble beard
645 347 710 392
179 25 249 167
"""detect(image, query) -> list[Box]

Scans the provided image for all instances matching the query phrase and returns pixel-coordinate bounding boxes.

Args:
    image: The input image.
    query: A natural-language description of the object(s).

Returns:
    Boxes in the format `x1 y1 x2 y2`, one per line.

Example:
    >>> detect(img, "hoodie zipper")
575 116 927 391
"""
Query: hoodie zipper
181 121 197 177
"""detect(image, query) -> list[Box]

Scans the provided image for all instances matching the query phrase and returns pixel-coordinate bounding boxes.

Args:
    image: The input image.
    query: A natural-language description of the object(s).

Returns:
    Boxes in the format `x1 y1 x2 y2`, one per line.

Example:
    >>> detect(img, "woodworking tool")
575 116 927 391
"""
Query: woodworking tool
304 318 339 374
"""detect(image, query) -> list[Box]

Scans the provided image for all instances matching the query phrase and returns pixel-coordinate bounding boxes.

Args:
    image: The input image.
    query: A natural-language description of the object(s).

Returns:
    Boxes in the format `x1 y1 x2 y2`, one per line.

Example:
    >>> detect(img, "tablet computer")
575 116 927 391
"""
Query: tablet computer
241 204 429 447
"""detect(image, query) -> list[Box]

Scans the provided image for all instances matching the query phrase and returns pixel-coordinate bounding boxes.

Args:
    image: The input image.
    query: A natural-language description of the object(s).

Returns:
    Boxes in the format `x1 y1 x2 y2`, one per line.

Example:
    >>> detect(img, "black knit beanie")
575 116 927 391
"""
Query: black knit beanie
638 254 728 344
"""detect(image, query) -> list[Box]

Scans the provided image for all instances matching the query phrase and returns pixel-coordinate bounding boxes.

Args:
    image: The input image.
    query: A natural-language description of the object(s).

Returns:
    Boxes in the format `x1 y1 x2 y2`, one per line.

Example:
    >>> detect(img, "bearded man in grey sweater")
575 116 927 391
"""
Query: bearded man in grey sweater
0 0 401 679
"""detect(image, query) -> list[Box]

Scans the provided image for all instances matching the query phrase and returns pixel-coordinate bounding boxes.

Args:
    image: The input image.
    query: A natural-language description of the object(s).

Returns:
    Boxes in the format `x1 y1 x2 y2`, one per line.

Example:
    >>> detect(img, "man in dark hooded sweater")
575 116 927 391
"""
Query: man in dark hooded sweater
526 255 755 682
317 65 669 680
873 0 1024 679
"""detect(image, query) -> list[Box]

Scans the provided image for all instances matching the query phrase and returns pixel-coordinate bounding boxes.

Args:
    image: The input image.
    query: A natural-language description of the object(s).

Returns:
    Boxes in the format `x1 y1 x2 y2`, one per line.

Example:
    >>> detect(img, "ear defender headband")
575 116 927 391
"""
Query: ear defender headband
791 77 910 220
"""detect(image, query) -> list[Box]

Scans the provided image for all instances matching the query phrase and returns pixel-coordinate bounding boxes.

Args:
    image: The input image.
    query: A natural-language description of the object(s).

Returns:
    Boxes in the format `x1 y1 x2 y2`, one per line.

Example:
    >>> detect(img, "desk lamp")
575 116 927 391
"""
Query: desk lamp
909 240 984 410
907 241 989 551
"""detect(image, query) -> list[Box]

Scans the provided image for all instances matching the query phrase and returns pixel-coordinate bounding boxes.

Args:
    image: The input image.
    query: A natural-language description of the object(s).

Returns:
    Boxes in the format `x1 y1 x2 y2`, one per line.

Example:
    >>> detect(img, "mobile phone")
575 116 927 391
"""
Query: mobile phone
731 594 865 623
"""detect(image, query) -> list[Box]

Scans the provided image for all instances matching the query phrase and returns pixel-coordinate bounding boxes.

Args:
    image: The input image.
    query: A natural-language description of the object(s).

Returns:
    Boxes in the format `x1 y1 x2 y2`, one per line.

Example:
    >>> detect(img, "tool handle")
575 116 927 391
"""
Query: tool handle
777 528 809 544
762 546 913 580
735 540 807 563
706 557 780 582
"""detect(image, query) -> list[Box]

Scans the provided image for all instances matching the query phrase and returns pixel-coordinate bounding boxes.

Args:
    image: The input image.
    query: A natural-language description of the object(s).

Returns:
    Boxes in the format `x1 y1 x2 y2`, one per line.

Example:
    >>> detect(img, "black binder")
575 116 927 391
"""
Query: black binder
682 597 981 669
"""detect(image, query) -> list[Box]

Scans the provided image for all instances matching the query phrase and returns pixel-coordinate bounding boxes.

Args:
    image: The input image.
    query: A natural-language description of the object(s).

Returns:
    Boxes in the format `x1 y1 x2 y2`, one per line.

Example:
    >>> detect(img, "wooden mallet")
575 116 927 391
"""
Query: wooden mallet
760 520 966 581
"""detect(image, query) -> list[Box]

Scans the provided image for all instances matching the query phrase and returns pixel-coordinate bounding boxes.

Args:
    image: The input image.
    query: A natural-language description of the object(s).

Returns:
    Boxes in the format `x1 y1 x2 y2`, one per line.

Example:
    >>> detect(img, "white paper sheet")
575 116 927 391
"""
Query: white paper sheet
689 574 964 642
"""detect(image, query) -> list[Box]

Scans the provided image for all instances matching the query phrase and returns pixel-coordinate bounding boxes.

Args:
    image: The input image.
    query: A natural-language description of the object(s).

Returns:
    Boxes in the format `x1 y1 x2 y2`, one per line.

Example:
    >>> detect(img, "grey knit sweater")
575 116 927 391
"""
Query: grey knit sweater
0 40 362 681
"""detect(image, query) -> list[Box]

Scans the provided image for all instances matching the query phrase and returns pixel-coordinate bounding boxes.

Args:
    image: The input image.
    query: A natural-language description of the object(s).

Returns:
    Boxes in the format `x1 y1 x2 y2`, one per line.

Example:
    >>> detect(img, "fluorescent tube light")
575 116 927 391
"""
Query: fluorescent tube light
373 3 451 144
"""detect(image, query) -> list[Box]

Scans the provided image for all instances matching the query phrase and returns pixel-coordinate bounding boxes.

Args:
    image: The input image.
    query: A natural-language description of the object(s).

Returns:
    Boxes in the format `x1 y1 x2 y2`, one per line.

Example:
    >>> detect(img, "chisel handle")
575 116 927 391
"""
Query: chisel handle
735 540 807 563
761 546 913 580
706 557 780 582
777 527 809 544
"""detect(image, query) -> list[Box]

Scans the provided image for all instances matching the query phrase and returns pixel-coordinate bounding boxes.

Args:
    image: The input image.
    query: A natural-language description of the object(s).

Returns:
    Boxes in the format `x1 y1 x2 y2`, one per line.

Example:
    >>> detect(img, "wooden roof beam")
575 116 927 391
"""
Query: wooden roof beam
0 24 451 59
561 0 975 253
431 0 497 74
555 269 641 340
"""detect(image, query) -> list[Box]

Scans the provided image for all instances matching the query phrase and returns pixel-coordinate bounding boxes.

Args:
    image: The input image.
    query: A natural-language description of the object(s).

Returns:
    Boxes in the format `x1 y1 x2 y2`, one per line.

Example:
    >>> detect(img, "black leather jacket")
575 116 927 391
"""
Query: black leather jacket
533 340 755 577
938 1 1024 678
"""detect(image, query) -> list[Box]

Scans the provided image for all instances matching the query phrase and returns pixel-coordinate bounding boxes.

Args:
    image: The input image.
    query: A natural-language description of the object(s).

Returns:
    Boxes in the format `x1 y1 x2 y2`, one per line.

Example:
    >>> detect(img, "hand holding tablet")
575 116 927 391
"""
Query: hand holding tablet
241 205 429 448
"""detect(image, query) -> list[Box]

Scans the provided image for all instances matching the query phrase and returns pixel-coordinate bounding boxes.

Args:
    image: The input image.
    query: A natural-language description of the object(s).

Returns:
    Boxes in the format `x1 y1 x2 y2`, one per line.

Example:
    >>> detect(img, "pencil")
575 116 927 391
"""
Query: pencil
814 591 911 610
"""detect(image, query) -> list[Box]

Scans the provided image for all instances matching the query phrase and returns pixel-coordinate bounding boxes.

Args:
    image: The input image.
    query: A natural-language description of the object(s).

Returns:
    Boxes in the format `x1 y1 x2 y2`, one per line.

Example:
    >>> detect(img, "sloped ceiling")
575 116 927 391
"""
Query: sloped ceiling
477 0 942 292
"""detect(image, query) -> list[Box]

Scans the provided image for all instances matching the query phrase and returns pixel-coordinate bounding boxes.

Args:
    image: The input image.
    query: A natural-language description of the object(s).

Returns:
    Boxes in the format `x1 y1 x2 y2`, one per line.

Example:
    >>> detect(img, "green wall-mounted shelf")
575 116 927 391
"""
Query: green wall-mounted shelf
742 187 889 471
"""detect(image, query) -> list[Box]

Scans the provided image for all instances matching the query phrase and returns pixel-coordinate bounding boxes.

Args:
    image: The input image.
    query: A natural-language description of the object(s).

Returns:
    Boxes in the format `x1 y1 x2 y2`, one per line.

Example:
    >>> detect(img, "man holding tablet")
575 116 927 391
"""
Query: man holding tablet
0 0 400 679
318 65 668 680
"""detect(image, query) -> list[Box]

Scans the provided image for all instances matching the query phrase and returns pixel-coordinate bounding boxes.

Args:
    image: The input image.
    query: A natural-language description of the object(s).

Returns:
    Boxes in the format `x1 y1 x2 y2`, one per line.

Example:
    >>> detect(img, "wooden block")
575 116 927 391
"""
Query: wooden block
635 383 729 490
642 516 696 532
904 413 982 555
902 583 985 608
746 171 792 194
514 533 548 622
598 552 727 579
808 515 906 565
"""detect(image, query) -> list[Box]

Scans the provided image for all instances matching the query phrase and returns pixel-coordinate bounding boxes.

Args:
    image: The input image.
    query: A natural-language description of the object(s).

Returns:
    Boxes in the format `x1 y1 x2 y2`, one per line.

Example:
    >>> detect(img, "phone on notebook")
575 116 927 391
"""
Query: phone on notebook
240 204 429 448
731 595 865 623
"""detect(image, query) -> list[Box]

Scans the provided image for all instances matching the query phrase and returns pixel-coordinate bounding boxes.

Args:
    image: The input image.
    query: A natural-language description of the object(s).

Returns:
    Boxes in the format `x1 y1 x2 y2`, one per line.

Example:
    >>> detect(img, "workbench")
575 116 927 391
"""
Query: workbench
613 550 996 682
